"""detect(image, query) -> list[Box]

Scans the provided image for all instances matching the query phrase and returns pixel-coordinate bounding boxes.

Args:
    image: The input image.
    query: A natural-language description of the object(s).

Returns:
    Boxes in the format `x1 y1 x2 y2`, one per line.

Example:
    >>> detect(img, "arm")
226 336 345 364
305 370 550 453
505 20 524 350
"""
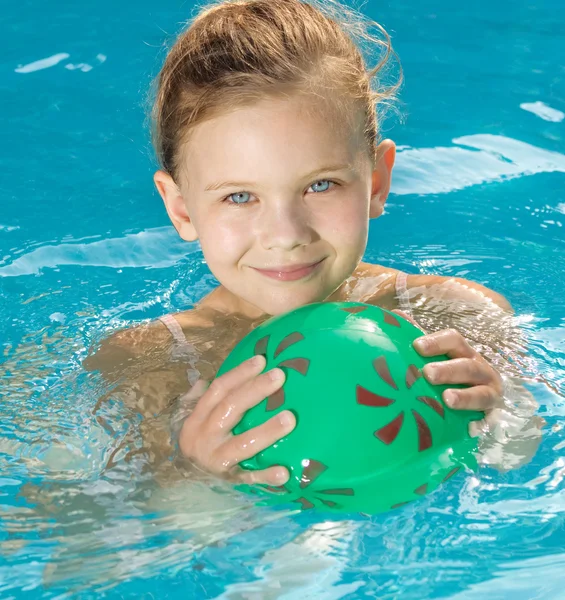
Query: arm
405 274 512 312
402 274 531 373
401 274 543 471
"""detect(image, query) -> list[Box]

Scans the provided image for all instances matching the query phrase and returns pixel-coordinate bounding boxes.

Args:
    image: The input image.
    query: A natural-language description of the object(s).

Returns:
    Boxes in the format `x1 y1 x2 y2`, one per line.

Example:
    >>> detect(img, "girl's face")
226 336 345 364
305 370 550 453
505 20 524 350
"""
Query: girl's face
155 94 395 317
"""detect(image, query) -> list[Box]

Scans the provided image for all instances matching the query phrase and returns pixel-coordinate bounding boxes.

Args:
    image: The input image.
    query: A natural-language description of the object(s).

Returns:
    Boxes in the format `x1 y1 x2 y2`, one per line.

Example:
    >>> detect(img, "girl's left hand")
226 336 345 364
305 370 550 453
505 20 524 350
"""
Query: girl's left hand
393 311 503 437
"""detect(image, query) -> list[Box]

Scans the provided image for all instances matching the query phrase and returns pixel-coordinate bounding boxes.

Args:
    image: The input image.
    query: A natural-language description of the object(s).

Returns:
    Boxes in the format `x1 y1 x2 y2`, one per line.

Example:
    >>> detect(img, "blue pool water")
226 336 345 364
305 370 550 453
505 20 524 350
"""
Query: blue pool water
1 0 564 597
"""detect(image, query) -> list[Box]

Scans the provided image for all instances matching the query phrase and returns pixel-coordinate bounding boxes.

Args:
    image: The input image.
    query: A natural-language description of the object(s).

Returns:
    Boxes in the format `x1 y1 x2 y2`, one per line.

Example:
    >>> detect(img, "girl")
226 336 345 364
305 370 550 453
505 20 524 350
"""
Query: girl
85 0 541 484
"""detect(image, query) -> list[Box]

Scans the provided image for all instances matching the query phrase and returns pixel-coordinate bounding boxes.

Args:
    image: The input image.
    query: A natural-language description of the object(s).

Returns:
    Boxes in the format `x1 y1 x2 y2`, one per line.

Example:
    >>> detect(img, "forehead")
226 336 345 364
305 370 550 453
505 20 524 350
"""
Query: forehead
180 94 369 189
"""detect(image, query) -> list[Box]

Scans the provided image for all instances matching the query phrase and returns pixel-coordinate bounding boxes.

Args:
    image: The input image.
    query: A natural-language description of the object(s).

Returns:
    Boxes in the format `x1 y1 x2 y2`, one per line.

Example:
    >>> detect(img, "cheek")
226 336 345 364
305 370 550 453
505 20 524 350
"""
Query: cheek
197 213 251 264
322 197 369 242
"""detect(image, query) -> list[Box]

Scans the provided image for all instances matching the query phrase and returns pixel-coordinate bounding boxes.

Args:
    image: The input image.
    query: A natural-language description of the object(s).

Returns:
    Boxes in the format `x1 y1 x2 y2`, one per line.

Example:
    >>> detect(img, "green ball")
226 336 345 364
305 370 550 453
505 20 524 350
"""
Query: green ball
217 302 482 514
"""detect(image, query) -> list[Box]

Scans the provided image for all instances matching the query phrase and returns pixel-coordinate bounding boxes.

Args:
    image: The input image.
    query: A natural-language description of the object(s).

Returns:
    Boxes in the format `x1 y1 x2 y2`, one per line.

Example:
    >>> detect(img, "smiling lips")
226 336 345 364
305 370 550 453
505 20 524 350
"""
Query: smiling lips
253 258 325 281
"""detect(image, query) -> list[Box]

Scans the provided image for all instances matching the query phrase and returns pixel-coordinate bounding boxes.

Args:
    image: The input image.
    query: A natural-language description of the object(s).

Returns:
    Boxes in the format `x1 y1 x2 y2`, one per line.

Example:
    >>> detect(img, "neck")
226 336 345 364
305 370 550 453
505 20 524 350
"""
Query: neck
200 285 268 322
200 262 376 320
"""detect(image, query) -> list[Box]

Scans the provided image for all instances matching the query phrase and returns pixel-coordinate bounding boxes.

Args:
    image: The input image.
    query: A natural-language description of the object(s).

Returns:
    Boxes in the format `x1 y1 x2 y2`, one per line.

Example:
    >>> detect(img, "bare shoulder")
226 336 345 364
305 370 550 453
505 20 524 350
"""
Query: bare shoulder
357 263 399 279
82 308 215 376
82 321 167 373
405 274 513 312
346 262 400 306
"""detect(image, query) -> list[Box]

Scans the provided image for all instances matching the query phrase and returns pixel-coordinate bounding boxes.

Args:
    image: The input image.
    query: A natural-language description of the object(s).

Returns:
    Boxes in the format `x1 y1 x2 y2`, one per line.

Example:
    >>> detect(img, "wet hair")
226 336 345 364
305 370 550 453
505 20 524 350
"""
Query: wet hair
150 0 401 184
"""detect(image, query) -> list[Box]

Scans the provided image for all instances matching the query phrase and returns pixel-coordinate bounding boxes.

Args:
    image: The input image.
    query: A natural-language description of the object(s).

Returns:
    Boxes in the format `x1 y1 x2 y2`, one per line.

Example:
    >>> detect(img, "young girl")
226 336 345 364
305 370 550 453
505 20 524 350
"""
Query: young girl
85 0 541 484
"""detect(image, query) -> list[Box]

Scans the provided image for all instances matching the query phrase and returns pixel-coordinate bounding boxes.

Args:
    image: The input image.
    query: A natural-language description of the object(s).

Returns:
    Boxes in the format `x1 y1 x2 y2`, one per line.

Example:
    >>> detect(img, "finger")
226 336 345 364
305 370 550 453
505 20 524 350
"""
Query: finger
180 367 286 463
171 380 210 427
468 410 500 438
423 357 500 388
193 355 267 418
392 309 426 332
211 409 296 471
180 379 210 403
207 367 286 433
232 465 291 486
443 384 500 412
413 329 478 359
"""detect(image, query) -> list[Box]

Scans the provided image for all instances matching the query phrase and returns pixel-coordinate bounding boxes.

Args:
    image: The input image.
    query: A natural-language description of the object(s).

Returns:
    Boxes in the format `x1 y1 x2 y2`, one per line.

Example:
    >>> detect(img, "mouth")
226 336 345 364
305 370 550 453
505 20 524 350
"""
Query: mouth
252 258 326 282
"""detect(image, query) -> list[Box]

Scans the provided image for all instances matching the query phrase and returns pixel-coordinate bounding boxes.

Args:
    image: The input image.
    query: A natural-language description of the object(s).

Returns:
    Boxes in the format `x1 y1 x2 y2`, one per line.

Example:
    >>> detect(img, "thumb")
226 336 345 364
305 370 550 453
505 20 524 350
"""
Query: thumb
184 379 211 401
171 379 211 427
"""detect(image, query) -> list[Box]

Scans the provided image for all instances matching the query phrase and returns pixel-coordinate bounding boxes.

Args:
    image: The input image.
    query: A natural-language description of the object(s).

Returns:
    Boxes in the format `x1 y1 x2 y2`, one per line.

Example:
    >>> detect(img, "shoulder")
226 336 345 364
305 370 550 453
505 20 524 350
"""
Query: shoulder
357 263 512 312
404 274 513 312
82 320 171 375
346 263 400 304
83 308 214 375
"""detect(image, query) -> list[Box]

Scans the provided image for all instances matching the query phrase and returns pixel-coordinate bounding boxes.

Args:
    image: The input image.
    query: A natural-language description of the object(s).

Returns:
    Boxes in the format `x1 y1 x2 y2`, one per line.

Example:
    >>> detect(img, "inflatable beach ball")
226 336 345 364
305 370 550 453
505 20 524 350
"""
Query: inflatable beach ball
217 302 482 514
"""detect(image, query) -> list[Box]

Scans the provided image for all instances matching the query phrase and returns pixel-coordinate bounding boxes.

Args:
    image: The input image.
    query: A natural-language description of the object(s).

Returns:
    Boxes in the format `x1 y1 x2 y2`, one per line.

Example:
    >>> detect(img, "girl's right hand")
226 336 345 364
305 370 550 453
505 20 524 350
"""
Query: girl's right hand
177 355 296 486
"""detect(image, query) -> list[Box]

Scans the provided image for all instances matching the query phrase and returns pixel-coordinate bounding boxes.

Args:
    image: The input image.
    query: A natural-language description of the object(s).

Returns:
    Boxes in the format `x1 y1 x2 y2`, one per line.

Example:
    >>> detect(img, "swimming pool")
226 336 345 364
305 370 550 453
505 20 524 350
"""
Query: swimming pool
1 0 564 597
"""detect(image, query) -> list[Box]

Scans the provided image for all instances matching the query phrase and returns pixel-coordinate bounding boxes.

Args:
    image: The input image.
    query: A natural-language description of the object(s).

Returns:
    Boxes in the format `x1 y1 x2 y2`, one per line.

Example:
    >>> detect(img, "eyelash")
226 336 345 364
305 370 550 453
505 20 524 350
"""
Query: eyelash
222 179 340 206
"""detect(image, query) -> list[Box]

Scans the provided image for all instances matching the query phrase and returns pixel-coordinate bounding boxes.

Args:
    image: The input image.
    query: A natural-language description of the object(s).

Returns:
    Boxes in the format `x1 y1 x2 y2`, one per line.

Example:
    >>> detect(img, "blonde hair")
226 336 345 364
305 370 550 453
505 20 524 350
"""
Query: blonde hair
150 0 401 183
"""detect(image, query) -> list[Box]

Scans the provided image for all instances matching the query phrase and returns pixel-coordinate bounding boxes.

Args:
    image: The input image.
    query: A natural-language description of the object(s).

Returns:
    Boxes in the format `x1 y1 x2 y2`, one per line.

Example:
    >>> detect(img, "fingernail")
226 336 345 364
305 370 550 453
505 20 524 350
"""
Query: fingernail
274 467 289 483
468 421 481 438
251 355 265 367
414 337 428 352
425 364 439 383
278 410 294 428
269 368 284 382
444 390 458 406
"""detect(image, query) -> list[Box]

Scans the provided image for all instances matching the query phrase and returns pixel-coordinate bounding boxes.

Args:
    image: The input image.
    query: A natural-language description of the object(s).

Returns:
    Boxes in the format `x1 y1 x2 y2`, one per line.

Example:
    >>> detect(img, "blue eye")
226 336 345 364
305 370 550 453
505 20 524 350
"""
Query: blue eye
309 180 333 193
227 191 251 204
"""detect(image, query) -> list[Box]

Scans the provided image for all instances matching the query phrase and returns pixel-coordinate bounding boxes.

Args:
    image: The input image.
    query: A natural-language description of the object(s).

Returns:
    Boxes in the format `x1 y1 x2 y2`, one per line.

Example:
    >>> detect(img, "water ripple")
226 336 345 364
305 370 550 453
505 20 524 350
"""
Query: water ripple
0 228 198 277
393 134 565 196
14 53 70 74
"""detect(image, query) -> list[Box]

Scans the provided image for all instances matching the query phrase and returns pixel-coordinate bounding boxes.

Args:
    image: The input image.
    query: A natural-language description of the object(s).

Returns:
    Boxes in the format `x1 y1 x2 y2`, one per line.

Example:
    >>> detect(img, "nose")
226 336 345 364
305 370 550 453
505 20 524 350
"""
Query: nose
256 199 314 251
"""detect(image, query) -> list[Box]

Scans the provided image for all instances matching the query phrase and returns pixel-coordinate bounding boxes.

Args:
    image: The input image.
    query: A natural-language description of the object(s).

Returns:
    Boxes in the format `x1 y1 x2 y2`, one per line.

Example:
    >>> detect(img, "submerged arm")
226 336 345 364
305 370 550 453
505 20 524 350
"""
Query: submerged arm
83 322 200 467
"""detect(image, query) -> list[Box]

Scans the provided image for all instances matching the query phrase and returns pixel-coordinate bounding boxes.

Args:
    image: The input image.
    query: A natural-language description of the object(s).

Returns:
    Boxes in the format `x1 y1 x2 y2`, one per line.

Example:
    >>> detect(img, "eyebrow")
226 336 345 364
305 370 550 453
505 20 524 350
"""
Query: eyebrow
203 164 353 192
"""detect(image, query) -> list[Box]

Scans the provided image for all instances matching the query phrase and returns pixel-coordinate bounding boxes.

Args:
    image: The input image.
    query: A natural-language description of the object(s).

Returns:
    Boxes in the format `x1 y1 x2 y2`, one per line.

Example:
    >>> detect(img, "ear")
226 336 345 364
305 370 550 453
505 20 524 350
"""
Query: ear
153 170 198 242
369 139 396 219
